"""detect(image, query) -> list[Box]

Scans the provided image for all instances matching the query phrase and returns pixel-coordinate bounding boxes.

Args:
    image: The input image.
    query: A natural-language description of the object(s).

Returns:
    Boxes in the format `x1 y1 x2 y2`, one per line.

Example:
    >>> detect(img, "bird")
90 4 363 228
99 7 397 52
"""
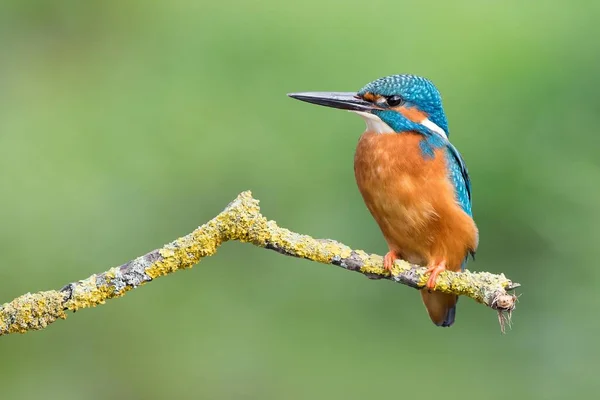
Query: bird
288 74 478 327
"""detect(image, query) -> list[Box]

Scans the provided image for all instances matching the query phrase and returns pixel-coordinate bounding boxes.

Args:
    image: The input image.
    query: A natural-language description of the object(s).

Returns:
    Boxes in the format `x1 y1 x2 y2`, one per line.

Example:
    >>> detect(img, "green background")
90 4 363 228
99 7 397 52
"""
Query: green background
1 1 598 399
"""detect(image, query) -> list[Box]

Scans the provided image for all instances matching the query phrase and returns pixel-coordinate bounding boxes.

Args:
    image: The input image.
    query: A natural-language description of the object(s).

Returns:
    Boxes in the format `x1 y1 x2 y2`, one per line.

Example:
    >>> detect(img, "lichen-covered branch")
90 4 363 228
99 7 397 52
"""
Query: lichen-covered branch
0 191 519 336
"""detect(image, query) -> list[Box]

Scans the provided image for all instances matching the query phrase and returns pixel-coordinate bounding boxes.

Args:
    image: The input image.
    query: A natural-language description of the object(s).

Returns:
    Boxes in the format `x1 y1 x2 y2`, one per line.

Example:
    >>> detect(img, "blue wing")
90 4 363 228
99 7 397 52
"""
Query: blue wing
444 142 472 216
444 142 476 269
416 131 472 216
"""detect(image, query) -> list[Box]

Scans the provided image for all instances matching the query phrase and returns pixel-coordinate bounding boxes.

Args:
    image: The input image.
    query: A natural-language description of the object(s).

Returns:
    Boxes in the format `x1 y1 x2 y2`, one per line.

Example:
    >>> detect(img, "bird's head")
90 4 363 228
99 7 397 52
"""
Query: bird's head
288 74 449 139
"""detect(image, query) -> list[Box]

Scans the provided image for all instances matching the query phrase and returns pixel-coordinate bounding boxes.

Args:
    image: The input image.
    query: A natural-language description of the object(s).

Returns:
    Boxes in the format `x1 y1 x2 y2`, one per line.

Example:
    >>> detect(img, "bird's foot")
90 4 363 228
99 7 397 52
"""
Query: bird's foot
383 250 400 272
425 261 447 290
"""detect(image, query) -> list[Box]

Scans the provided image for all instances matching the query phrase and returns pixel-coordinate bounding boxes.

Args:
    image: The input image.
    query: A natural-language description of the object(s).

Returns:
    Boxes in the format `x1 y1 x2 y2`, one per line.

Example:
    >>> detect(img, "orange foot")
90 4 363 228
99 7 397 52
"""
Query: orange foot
425 261 447 290
383 250 400 272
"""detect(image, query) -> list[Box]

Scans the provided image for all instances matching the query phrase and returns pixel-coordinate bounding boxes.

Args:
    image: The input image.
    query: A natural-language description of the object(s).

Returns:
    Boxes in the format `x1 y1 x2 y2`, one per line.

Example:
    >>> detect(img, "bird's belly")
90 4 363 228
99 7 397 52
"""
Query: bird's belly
353 132 476 269
355 168 437 265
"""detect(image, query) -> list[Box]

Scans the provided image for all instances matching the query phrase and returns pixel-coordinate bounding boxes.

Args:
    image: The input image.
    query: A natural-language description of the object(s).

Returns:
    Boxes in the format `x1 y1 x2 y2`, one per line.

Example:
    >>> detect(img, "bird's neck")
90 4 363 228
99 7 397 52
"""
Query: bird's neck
352 111 395 134
364 110 449 158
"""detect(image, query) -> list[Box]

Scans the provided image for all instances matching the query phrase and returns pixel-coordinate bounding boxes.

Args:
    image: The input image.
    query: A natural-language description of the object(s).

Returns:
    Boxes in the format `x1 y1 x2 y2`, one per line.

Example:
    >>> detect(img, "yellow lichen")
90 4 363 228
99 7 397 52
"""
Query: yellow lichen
390 258 412 276
357 251 387 276
145 220 226 279
0 291 66 334
104 268 117 281
65 275 123 311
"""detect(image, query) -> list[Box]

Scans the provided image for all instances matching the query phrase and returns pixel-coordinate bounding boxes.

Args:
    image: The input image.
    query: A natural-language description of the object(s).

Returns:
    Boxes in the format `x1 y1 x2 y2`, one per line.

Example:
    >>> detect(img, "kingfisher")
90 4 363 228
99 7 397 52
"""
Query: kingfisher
288 74 478 327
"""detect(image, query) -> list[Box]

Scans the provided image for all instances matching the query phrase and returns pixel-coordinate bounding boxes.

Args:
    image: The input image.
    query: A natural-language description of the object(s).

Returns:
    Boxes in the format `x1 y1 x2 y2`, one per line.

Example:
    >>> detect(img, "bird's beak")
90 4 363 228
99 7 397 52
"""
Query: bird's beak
287 92 375 112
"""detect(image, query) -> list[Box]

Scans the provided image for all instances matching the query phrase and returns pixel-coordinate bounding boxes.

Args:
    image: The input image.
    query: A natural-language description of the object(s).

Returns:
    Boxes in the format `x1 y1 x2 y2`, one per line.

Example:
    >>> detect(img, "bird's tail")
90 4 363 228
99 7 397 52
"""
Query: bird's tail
420 290 458 327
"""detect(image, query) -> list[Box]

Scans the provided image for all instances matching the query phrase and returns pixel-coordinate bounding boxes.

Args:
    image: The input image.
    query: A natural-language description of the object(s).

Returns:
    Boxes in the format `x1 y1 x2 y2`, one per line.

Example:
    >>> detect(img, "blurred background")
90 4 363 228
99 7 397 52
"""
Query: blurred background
1 0 598 399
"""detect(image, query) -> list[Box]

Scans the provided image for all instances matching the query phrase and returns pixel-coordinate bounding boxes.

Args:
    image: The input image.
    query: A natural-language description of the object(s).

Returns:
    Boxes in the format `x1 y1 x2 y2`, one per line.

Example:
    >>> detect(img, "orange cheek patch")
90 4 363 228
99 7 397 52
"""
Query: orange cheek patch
362 92 379 102
396 106 428 123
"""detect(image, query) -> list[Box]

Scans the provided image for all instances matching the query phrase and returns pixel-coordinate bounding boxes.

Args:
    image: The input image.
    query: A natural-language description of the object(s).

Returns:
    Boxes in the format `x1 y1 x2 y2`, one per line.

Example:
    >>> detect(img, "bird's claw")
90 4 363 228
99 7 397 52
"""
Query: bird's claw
425 261 447 290
383 250 400 272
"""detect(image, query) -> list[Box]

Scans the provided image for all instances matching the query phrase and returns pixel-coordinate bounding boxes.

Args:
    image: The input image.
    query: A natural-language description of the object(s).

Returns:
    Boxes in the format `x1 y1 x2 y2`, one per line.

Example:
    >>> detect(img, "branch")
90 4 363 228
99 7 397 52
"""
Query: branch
0 191 519 336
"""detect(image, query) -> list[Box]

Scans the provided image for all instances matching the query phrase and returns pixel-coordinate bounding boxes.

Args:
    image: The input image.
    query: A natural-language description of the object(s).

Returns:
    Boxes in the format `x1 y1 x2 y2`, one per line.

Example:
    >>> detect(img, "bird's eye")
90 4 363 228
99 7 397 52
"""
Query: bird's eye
385 95 405 107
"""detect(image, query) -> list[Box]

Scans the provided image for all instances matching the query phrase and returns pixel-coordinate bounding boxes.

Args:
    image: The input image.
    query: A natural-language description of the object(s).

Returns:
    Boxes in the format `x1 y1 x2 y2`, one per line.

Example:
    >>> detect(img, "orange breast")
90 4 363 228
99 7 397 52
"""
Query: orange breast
354 132 477 271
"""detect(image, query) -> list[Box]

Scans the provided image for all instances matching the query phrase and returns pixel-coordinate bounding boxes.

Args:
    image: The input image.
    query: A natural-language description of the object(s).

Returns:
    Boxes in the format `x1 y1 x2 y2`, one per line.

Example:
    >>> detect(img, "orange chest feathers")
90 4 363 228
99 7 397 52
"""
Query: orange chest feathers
353 132 478 270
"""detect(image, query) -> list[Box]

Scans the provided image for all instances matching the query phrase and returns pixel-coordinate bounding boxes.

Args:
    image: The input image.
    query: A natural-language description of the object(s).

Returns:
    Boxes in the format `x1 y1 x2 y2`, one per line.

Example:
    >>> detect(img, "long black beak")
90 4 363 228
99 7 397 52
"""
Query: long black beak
287 92 375 112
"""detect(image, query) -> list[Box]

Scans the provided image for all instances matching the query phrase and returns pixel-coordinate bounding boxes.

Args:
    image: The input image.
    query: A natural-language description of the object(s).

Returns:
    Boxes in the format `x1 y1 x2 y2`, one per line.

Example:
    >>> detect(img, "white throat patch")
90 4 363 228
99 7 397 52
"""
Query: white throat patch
420 118 448 140
351 111 394 134
351 111 448 140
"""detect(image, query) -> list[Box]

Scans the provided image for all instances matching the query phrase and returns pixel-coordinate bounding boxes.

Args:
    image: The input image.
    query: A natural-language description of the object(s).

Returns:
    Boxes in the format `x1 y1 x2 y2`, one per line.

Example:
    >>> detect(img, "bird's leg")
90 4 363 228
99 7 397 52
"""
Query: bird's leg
425 261 447 290
383 250 400 272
